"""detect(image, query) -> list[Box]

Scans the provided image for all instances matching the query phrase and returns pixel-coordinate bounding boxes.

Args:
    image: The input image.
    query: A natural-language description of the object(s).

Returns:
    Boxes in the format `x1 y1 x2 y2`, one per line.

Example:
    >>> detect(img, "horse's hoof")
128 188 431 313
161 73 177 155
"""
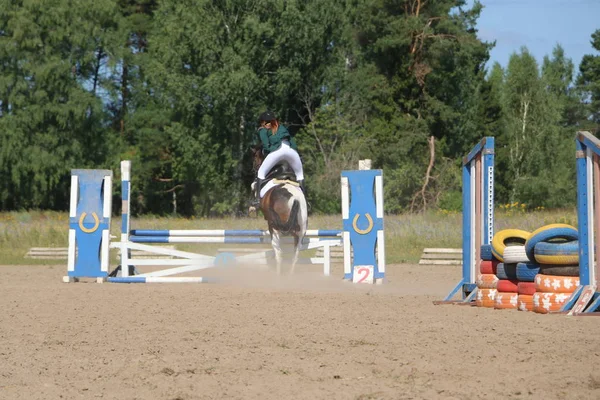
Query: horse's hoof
248 206 257 217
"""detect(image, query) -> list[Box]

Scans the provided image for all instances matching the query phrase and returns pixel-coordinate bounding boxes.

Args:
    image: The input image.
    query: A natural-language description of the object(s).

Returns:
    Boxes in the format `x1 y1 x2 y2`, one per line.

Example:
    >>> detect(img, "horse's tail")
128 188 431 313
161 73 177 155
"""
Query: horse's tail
272 199 300 234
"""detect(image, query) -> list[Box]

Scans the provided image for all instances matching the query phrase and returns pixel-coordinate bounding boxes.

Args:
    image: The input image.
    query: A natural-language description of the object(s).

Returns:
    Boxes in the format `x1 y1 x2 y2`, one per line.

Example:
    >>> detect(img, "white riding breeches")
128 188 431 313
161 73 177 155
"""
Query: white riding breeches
257 142 304 181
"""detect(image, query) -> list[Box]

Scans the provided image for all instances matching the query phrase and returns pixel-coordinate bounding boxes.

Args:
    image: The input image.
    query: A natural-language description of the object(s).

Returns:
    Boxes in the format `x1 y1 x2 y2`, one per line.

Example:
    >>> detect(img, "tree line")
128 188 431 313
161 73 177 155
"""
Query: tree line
1 0 599 215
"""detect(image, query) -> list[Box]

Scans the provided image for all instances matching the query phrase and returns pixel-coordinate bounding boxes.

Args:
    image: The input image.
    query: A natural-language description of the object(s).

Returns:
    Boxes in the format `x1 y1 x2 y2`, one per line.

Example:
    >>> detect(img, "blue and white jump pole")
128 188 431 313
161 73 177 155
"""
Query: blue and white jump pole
65 160 385 284
438 137 495 303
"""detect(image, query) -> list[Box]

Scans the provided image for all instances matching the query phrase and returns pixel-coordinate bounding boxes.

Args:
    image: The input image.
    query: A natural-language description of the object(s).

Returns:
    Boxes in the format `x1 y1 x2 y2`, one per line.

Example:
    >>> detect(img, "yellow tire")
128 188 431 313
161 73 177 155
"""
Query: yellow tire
491 229 531 262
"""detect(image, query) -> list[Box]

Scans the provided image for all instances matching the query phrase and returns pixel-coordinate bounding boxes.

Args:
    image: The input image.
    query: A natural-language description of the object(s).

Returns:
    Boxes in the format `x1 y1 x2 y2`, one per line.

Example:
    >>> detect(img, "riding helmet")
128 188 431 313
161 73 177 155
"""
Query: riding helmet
258 111 276 122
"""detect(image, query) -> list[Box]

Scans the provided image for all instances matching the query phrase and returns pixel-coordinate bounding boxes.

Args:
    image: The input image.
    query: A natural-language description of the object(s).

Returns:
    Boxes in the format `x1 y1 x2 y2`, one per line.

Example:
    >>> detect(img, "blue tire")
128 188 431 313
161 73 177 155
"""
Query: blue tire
480 244 494 261
534 240 579 265
496 262 518 280
525 224 578 261
516 262 540 282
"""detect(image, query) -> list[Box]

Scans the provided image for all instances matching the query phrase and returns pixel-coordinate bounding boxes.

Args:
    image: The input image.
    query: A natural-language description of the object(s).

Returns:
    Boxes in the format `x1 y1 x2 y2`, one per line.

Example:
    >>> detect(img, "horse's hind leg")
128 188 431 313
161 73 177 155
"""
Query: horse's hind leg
271 230 283 274
290 234 300 274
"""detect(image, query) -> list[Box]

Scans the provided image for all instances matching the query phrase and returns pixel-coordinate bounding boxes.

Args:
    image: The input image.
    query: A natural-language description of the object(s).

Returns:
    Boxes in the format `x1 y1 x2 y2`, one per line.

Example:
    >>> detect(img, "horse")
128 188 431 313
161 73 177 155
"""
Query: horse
249 145 308 274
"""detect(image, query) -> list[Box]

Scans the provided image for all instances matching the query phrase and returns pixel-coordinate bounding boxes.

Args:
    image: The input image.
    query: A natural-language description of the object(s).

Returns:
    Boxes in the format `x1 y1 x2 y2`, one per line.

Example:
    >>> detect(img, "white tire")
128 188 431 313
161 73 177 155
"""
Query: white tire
503 245 530 263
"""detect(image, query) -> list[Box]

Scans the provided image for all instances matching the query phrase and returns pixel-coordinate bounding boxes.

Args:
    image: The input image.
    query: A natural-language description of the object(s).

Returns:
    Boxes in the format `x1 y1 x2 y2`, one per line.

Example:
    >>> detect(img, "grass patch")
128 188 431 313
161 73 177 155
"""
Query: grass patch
0 208 578 265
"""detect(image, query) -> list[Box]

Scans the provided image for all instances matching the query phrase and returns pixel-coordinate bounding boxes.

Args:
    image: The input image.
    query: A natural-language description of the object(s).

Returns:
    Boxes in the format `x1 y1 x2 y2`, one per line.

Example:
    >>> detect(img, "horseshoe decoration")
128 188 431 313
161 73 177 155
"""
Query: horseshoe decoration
352 213 373 235
78 212 100 233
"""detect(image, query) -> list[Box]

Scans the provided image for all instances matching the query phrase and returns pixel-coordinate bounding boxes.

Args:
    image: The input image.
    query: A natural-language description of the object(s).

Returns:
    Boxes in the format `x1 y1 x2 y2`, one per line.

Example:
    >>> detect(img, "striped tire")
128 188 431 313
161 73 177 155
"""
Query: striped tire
480 244 494 261
497 279 519 293
516 262 540 282
517 282 536 295
524 224 578 261
518 295 534 311
534 241 579 265
534 274 580 293
539 265 579 277
533 292 572 314
477 274 499 289
496 263 518 280
503 245 531 263
476 288 497 308
491 229 530 262
494 292 519 309
480 260 499 275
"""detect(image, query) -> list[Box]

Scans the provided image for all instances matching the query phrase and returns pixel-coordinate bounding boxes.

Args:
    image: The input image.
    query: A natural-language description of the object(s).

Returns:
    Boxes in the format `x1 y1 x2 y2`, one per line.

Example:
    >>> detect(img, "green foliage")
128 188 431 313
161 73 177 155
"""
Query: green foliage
0 0 119 209
0 1 598 215
578 29 600 133
490 45 579 209
438 190 462 212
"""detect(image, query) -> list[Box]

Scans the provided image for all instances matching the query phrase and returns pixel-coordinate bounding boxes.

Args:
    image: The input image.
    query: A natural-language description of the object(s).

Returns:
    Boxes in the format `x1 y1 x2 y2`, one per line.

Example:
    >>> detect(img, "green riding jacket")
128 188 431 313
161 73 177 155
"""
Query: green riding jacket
256 125 298 155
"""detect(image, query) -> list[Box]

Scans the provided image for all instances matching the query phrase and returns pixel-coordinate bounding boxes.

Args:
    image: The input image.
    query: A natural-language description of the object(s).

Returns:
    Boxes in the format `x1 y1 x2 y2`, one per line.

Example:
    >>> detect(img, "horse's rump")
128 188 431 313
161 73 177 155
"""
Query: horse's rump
262 184 306 235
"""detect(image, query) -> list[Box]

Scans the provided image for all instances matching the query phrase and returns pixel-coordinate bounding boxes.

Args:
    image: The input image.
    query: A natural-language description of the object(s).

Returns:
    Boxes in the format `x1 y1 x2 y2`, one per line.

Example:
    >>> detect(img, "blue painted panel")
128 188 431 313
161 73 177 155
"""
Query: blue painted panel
107 277 145 283
462 164 472 286
129 235 172 243
576 140 591 286
121 180 129 235
69 169 112 278
483 137 495 245
315 230 342 237
341 170 384 280
223 230 264 236
130 230 171 236
463 137 488 165
580 136 600 158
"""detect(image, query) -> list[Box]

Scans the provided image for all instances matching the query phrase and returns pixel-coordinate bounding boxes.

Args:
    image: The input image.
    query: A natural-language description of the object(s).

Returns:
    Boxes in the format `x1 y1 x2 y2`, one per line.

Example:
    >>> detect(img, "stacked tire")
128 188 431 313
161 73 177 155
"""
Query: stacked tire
490 229 532 310
525 224 580 314
476 251 499 308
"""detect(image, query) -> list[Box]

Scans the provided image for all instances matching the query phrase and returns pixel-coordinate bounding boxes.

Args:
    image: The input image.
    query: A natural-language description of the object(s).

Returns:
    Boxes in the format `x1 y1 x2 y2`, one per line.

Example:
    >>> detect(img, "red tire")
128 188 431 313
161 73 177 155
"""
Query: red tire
497 279 519 293
480 260 499 274
517 282 536 295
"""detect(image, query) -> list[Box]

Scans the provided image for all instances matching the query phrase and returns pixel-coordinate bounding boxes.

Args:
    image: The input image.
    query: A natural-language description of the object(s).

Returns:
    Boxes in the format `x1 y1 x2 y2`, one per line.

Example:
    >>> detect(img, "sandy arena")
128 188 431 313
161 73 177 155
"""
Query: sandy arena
1 262 599 400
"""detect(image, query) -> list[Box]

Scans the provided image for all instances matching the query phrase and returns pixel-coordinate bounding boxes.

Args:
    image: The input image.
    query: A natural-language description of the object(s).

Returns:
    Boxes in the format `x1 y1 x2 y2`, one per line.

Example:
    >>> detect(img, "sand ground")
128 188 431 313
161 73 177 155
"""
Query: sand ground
1 262 599 400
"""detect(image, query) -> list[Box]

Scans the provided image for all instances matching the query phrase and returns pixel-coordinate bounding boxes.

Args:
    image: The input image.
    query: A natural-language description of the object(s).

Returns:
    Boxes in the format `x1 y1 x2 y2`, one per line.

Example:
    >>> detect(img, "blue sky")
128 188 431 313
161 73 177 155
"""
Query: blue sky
467 0 600 72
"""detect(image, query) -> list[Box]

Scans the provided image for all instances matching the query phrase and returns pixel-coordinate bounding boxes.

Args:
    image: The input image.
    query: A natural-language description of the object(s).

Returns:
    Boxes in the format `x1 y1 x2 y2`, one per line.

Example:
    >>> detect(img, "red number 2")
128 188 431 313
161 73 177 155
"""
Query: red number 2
356 267 371 283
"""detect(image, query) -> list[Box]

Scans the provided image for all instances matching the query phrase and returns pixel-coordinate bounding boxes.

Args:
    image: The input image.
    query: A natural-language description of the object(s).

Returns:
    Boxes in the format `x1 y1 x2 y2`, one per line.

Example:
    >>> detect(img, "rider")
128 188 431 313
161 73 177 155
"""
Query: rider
253 111 305 204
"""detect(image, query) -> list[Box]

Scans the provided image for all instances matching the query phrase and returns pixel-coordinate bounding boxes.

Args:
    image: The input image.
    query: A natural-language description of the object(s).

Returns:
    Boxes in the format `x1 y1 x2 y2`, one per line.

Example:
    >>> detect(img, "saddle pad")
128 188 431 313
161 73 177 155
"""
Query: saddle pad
272 179 299 186
260 179 299 198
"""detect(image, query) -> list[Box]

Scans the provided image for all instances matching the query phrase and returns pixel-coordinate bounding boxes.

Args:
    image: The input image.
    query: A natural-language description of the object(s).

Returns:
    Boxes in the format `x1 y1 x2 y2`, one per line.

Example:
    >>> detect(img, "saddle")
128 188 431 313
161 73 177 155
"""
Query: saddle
259 161 297 191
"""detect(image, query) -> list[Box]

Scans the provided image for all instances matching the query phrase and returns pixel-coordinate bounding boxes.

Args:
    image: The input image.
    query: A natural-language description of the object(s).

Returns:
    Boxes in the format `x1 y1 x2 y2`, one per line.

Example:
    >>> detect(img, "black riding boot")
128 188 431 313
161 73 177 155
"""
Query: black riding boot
298 179 307 197
251 178 263 206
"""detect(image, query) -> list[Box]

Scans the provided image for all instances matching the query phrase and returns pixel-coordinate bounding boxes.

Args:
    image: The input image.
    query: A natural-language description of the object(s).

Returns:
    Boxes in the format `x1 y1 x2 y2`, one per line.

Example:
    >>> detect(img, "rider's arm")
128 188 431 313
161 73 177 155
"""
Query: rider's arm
258 128 272 154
